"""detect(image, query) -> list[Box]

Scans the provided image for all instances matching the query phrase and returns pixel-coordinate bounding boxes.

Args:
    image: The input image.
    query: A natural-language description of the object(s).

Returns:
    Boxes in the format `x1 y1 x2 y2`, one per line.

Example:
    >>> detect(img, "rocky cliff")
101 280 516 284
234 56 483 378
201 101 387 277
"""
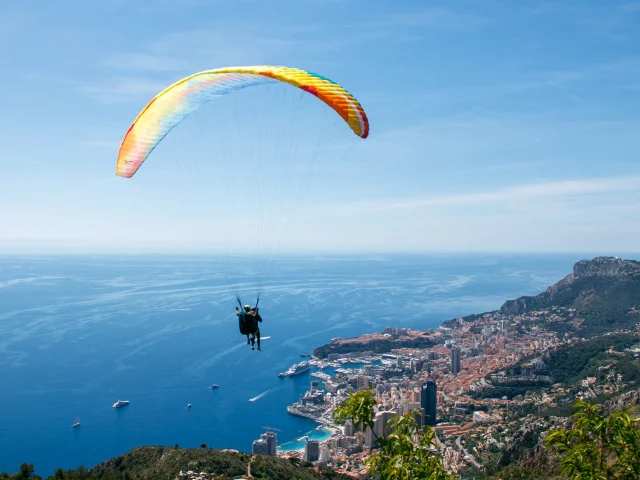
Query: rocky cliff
492 257 640 336
500 256 640 317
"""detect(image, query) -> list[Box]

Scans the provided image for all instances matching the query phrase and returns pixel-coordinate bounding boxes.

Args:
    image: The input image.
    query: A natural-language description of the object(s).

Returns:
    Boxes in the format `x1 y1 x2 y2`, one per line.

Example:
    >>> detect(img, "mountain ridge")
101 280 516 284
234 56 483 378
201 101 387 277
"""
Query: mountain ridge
444 256 640 337
500 256 640 316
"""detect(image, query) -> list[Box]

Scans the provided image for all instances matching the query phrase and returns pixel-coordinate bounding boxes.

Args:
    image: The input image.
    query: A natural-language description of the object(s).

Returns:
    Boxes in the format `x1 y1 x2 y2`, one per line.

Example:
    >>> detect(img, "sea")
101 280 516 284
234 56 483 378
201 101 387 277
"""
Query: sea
0 253 610 475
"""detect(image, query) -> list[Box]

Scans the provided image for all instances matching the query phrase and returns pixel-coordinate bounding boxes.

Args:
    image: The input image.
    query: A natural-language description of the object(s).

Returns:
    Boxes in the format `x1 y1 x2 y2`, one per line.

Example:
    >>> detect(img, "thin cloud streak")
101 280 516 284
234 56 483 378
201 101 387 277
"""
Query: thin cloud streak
367 57 640 109
312 176 640 216
87 21 342 102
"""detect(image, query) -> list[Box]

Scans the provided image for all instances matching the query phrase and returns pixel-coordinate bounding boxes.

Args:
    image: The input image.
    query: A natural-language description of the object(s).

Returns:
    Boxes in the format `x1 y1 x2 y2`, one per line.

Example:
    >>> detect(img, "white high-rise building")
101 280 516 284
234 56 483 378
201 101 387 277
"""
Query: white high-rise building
374 411 395 438
319 447 331 463
344 419 354 437
365 426 375 448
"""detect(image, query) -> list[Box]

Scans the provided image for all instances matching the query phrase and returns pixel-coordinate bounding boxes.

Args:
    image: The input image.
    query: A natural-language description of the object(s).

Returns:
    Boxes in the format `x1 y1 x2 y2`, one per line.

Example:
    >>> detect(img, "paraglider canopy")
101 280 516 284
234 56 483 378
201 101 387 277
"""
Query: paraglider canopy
116 65 369 179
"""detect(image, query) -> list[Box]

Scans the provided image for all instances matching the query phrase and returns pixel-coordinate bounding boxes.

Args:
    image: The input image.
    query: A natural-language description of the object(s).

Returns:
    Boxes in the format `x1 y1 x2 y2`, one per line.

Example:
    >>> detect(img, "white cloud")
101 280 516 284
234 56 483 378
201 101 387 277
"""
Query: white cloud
259 173 640 253
311 175 640 216
86 20 343 103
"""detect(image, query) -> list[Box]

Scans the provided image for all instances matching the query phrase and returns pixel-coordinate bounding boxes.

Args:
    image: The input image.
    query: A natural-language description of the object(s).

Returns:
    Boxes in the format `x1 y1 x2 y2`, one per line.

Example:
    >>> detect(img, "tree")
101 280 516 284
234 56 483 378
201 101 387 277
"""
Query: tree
332 389 377 436
2 464 43 480
544 400 640 479
19 464 35 479
74 465 88 480
332 389 454 480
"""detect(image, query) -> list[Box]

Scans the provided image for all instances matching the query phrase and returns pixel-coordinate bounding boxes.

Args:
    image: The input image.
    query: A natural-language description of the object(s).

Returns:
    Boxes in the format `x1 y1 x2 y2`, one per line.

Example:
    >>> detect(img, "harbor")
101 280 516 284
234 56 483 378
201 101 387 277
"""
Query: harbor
277 355 382 378
281 354 385 427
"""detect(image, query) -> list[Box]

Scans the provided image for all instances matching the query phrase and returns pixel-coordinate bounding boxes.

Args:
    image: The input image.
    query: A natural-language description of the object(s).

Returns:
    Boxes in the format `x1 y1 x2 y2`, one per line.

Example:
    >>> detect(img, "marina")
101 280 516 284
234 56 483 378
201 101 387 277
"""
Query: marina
277 355 381 378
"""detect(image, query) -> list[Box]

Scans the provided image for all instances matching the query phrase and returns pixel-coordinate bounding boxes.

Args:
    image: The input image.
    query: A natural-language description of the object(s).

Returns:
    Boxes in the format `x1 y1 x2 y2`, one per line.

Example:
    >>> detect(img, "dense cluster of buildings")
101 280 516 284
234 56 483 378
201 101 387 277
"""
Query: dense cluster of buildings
269 313 553 476
254 307 637 477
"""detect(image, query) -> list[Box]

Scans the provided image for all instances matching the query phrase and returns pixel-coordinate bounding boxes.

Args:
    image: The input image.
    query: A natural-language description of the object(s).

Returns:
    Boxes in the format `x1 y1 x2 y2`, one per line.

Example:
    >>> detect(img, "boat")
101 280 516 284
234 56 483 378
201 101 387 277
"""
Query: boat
300 353 311 357
279 361 311 378
72 418 80 428
187 404 192 409
294 361 312 374
112 399 130 408
210 384 219 389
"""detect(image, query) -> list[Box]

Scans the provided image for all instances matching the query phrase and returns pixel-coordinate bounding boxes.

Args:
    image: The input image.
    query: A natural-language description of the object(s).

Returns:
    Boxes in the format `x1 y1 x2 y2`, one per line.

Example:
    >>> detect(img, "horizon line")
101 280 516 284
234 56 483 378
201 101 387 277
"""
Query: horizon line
0 250 638 257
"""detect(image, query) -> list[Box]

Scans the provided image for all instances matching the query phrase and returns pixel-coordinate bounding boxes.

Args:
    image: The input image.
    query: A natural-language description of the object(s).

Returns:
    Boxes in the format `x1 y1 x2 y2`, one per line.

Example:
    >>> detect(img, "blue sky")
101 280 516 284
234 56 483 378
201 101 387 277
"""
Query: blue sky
1 0 640 254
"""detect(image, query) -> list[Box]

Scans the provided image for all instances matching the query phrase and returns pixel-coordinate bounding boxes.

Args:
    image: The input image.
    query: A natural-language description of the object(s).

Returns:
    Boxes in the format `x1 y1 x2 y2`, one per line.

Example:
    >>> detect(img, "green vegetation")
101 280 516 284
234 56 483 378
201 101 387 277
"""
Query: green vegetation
483 463 560 480
483 400 640 480
543 333 639 385
545 401 640 479
510 274 640 338
313 336 436 359
0 447 350 480
502 332 639 384
471 385 544 401
474 333 640 401
332 390 377 435
332 389 452 480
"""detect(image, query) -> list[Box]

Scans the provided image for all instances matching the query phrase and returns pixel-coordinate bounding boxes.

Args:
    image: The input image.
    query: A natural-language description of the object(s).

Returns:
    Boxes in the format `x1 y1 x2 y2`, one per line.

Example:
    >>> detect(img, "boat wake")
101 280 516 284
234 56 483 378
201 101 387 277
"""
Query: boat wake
249 386 282 402
239 336 271 346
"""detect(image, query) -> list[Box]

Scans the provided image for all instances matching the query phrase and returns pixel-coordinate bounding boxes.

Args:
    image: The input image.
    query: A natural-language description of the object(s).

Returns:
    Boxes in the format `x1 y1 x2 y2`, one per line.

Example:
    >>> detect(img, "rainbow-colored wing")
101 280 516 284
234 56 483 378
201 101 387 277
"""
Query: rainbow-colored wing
116 65 369 178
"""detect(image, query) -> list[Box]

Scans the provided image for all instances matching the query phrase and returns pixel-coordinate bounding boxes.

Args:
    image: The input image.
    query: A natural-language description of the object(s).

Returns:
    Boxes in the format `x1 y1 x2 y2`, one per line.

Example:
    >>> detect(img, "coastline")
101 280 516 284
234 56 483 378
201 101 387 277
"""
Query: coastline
278 358 379 456
278 426 335 452
275 256 640 474
278 359 363 455
2 254 604 476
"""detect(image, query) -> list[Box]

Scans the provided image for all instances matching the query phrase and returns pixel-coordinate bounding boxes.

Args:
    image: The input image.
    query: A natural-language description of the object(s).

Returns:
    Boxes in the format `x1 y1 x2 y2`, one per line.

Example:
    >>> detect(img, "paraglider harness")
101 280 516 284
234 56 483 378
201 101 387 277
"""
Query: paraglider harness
237 295 260 335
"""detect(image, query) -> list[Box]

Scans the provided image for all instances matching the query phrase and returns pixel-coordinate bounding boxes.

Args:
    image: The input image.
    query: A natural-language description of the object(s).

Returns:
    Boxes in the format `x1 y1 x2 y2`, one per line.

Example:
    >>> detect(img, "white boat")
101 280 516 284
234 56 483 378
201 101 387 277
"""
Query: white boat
112 399 130 408
210 384 219 389
284 361 312 377
72 418 80 428
187 404 192 409
296 361 311 370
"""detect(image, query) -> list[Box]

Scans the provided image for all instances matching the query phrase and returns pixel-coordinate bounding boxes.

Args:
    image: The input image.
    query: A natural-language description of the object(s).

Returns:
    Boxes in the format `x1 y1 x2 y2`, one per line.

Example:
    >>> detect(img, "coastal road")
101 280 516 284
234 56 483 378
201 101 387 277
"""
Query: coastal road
456 436 482 469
